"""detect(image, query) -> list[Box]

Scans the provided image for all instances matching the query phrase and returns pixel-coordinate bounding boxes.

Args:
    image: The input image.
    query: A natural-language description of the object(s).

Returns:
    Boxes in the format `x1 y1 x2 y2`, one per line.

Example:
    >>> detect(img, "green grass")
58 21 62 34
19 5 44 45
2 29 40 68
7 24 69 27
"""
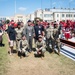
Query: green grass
0 34 8 75
0 34 75 75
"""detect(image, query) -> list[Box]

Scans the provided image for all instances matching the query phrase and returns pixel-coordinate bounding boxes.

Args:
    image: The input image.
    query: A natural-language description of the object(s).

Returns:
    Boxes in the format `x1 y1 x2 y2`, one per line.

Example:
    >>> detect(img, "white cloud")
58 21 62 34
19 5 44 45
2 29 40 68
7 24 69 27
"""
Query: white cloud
52 2 56 5
18 7 27 11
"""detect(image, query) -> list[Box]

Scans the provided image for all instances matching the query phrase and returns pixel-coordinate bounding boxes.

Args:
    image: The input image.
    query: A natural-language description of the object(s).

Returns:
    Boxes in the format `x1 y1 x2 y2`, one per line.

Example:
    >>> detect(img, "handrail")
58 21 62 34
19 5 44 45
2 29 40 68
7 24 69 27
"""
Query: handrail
60 39 75 49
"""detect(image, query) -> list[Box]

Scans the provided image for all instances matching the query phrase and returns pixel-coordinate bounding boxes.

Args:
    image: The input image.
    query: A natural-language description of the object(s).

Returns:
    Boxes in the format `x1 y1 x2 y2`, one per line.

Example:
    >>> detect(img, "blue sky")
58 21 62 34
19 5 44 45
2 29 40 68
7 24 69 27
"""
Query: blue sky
0 0 75 16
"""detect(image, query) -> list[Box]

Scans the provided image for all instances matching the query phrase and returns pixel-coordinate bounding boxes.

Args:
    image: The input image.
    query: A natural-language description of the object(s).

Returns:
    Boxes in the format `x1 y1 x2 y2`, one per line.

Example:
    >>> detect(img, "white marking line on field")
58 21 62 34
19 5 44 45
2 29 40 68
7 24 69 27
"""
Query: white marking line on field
55 48 75 61
61 49 75 58
60 51 75 61
61 49 75 59
62 46 75 54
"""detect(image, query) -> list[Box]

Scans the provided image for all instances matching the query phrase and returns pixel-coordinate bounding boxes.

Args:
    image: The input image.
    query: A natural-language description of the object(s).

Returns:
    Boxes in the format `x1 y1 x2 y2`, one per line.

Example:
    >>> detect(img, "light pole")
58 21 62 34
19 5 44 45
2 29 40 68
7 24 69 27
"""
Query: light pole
41 0 43 20
15 0 16 15
69 1 70 20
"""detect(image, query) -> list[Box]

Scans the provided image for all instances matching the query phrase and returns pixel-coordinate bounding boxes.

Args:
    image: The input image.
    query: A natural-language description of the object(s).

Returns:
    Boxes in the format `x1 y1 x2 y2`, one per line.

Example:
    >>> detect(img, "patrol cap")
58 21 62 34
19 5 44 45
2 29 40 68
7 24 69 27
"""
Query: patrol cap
36 19 40 21
38 35 42 38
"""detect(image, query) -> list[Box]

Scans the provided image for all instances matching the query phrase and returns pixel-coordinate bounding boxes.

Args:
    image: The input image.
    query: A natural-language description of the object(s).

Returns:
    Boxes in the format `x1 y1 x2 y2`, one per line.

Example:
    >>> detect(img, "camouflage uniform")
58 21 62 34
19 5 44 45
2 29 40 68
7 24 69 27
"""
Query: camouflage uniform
35 38 46 56
53 26 61 54
19 39 29 56
15 28 23 51
45 25 54 51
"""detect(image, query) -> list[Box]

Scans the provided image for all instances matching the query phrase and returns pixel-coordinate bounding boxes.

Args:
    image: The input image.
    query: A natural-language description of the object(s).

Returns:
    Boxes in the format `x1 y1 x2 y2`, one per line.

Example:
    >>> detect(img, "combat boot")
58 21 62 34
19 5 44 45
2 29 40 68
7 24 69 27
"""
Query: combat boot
58 49 60 55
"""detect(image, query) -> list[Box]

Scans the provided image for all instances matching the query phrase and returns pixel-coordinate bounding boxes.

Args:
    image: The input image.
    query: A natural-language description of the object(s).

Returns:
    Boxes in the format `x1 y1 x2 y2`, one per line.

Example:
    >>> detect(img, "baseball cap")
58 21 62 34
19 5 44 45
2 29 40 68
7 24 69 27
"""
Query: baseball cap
27 20 31 22
38 35 42 38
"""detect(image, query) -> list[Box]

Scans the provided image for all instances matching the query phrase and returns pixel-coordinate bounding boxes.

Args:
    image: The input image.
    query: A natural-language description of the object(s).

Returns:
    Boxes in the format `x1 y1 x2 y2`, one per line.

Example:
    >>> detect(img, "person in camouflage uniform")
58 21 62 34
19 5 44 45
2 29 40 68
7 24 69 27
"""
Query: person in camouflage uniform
53 22 61 55
15 22 23 51
45 24 54 52
34 35 46 58
19 35 29 58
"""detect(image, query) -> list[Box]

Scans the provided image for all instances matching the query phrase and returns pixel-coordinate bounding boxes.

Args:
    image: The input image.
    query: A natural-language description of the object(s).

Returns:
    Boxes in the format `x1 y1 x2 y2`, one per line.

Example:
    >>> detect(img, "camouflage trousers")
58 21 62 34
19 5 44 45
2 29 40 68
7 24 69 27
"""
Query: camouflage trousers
46 38 54 49
54 39 61 53
19 48 29 56
16 39 21 51
34 48 46 55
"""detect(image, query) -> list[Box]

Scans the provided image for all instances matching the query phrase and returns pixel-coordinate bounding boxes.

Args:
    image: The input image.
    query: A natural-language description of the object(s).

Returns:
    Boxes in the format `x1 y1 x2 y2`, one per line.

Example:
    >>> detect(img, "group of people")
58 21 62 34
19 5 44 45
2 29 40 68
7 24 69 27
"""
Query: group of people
0 19 75 59
5 19 61 59
59 20 75 40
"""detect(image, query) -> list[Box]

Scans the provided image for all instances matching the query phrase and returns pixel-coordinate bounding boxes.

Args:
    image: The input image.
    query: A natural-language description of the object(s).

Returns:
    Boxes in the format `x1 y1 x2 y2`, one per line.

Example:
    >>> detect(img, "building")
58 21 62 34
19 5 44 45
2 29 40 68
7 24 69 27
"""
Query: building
29 8 75 22
35 9 53 22
11 14 26 24
26 14 31 22
1 8 75 24
3 14 27 24
30 13 35 21
51 8 75 21
0 16 7 21
0 14 27 24
26 13 35 22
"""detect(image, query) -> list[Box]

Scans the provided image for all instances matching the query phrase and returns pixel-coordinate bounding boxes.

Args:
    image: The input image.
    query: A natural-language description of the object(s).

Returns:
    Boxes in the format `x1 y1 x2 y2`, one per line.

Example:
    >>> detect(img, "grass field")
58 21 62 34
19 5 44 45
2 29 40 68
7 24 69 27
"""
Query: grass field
0 34 8 75
0 34 75 75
